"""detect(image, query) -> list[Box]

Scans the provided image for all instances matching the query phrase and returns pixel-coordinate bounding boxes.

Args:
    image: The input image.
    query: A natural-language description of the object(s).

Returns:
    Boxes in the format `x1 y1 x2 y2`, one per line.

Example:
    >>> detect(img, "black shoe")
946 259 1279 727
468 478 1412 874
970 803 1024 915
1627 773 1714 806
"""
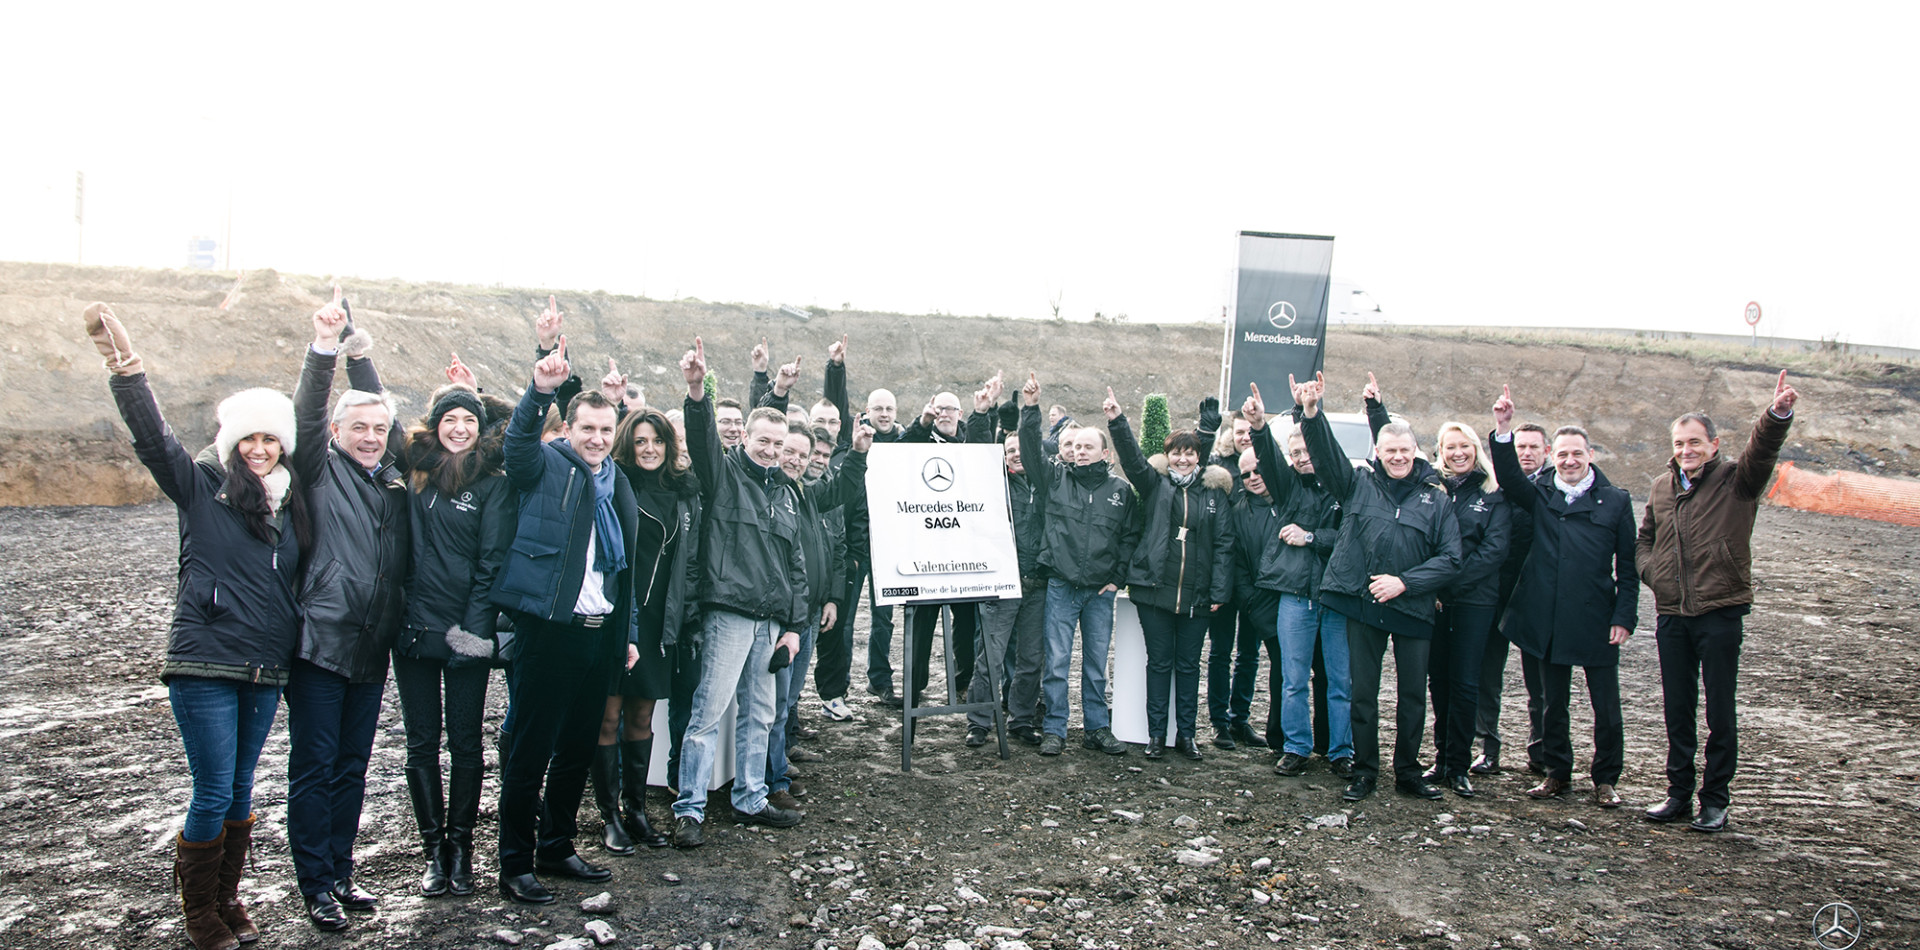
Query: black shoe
1341 776 1377 802
1448 775 1476 799
734 804 803 828
1038 734 1065 756
1420 763 1443 782
966 726 990 748
1176 736 1204 761
533 854 612 882
1211 728 1237 750
497 873 554 905
1143 738 1166 760
879 691 904 708
1083 727 1128 755
673 816 704 849
1469 751 1501 775
421 848 450 897
330 878 377 912
1644 796 1693 824
1329 757 1355 780
1274 752 1308 776
1010 725 1043 747
1230 722 1267 749
1396 778 1445 800
1688 805 1729 833
303 891 350 931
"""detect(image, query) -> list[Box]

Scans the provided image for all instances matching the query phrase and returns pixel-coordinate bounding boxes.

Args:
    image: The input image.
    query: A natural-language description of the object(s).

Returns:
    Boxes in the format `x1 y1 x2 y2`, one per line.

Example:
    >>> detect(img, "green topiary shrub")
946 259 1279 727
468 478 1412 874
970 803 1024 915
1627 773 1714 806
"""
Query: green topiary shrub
704 371 717 403
1142 393 1171 455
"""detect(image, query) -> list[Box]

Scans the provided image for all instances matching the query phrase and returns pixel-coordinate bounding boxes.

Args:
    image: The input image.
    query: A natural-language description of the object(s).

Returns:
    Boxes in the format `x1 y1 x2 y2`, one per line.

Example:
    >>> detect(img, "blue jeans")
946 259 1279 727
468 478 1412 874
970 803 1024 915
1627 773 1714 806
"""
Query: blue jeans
285 660 385 896
170 677 282 843
1041 579 1116 738
1277 594 1352 760
674 609 778 822
769 621 818 794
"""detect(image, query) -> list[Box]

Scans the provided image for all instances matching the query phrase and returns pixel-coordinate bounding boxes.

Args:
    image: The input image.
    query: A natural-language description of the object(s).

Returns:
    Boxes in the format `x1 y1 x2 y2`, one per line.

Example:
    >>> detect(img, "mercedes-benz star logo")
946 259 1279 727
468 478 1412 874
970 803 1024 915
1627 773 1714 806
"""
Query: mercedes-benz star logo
921 457 955 492
1267 300 1298 329
1814 902 1862 950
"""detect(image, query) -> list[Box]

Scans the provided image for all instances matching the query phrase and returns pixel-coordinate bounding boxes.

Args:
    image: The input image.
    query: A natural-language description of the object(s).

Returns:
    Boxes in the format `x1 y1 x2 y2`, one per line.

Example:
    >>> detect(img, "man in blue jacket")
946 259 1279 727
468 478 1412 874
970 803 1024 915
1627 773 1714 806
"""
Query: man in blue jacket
491 336 641 904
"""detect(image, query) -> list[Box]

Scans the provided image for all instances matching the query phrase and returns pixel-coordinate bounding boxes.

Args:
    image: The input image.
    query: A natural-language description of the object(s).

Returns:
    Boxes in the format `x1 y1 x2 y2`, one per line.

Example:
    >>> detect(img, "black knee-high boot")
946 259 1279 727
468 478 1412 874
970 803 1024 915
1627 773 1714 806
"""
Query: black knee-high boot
444 765 481 896
620 738 669 848
403 765 449 896
589 744 634 855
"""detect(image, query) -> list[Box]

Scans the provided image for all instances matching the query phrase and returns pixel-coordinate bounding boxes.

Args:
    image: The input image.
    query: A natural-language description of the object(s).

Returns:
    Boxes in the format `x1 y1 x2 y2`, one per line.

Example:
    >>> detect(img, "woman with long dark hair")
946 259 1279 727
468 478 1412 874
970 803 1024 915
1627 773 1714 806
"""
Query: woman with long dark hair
589 408 701 852
391 383 515 896
85 303 311 950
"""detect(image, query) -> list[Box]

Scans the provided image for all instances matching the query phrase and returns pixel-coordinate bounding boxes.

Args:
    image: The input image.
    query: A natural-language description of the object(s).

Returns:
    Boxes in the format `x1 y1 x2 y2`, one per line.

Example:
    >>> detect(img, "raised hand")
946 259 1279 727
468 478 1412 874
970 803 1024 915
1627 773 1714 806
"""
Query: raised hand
535 295 562 350
1491 384 1514 435
82 302 143 375
1242 382 1267 431
533 335 571 394
852 423 876 453
973 384 993 414
1021 372 1040 407
920 397 937 426
1362 371 1381 403
446 351 477 389
600 357 629 402
772 354 802 395
1102 386 1122 421
1772 370 1798 415
313 285 348 349
1292 372 1324 417
750 337 770 374
985 370 1005 404
681 337 708 397
827 333 847 365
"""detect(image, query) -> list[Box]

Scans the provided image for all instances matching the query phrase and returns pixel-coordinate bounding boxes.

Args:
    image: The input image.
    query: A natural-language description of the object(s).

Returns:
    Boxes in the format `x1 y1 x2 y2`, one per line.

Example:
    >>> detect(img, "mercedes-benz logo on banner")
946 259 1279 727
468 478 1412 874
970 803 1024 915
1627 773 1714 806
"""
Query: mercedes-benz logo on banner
1814 903 1862 950
921 457 955 492
1268 300 1298 329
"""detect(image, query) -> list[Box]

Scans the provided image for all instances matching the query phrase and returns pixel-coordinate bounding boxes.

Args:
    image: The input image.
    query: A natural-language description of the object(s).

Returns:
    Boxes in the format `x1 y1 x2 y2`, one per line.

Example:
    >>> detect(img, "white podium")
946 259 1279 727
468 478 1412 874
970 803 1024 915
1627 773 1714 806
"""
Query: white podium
1106 594 1176 745
646 696 737 791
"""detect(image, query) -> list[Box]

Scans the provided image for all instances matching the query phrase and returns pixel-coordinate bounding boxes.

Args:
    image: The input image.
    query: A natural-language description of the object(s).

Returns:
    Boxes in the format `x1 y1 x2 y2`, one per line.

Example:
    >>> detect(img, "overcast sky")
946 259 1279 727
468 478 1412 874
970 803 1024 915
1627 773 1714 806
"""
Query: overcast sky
6 4 1916 347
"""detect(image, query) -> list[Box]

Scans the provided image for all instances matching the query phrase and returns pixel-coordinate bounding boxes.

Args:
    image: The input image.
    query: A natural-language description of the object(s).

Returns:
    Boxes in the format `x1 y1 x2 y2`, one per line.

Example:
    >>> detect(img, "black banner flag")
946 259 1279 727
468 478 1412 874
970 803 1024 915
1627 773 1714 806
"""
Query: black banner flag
1222 231 1334 407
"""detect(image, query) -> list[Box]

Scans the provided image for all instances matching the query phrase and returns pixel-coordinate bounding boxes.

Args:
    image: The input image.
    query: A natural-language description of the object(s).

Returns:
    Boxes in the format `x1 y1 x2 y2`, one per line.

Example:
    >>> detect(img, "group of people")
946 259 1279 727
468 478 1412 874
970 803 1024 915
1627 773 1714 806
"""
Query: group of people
84 293 1796 950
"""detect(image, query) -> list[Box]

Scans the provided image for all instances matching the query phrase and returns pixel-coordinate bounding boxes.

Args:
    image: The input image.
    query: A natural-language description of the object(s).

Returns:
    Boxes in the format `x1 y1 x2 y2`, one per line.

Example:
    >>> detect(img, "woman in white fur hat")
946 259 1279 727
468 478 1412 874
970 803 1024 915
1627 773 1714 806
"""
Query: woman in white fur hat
84 302 311 950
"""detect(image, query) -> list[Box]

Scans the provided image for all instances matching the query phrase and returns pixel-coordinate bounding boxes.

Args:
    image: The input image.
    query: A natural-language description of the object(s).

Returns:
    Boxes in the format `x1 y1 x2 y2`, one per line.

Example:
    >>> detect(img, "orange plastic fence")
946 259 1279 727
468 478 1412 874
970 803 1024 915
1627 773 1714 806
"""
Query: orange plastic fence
1766 461 1920 527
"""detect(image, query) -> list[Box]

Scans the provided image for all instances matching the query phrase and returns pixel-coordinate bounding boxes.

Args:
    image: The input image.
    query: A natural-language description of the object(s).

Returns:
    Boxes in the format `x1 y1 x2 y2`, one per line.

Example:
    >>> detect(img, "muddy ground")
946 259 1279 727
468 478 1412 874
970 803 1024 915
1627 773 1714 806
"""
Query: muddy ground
1 502 1916 950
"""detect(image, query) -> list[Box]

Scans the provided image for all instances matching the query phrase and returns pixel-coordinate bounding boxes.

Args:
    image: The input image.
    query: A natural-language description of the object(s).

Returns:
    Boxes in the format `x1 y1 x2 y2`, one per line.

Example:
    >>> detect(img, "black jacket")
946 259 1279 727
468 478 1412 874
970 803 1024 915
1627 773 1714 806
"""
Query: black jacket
1492 436 1638 668
1112 415 1234 615
1249 422 1342 600
112 374 303 685
1018 403 1139 589
1006 411 1049 578
292 349 411 683
795 470 854 612
1439 470 1513 608
619 462 704 649
1301 410 1461 638
396 471 514 663
684 393 814 629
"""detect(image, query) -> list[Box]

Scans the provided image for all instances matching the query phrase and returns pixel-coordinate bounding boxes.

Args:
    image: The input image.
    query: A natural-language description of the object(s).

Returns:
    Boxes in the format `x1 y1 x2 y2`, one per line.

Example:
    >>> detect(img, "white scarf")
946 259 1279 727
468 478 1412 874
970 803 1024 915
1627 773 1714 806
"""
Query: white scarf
1553 468 1595 506
261 464 293 513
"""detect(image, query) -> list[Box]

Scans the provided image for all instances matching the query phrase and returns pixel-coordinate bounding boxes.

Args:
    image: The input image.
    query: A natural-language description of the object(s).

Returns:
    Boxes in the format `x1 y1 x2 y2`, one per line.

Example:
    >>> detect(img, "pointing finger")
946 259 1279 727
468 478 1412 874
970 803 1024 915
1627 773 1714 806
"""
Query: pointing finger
1249 382 1262 398
1777 369 1788 392
555 335 567 359
331 284 342 305
1315 371 1325 386
1288 374 1297 389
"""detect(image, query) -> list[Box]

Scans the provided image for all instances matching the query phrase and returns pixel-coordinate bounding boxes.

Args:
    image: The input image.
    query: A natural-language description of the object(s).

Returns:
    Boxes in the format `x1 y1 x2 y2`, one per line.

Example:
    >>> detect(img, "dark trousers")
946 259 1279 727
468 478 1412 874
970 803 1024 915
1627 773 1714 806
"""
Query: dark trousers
1346 618 1431 783
863 564 898 695
1539 658 1623 785
1206 603 1265 731
910 602 977 705
392 652 490 772
497 618 616 876
1310 638 1330 754
814 556 863 702
1428 604 1496 778
285 660 385 896
1137 604 1211 741
1656 608 1744 808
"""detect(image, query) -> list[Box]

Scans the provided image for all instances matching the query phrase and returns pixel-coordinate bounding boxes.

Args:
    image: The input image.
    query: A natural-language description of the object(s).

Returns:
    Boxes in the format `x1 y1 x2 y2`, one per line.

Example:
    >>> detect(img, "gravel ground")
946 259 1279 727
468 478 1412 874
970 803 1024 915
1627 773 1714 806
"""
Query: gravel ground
1 502 1916 950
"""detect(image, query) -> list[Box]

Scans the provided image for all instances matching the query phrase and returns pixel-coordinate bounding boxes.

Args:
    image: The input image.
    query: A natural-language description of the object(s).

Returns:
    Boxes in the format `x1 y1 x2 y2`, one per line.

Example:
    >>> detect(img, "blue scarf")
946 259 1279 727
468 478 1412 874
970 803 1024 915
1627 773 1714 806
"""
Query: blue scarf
588 458 627 575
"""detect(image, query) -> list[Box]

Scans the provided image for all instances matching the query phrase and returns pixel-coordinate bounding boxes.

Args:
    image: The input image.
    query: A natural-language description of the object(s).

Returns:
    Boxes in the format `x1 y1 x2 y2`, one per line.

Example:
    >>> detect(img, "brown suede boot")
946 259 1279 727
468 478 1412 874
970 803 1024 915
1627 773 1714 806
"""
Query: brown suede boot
175 831 238 950
217 816 260 943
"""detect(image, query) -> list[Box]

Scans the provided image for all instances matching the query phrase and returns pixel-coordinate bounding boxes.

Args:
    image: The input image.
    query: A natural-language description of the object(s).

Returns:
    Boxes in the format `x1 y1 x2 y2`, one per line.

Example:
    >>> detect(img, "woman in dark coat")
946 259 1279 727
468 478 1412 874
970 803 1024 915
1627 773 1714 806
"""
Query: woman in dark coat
1106 389 1236 761
392 383 515 897
1490 385 1639 808
590 408 702 852
85 303 311 950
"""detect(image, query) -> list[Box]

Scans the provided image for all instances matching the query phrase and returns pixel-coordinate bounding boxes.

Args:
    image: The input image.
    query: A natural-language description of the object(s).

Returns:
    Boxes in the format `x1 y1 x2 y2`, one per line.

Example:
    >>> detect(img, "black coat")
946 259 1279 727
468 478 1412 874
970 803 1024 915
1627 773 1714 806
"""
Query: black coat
683 394 814 629
1018 404 1139 590
1491 436 1638 667
1440 470 1512 608
618 463 704 649
111 374 303 685
1250 422 1342 599
1112 414 1234 615
397 472 514 662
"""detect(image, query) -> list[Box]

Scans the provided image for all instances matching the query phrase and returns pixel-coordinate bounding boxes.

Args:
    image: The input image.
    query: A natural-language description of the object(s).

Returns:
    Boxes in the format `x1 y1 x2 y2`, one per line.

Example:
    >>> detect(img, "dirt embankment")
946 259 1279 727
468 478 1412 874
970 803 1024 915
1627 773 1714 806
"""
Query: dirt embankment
3 261 1916 506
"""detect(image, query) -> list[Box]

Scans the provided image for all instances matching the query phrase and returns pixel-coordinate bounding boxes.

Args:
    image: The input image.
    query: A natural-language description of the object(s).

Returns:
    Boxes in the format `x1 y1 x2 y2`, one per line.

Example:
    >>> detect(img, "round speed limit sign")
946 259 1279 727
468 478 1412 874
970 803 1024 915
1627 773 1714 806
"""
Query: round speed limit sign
1744 301 1762 326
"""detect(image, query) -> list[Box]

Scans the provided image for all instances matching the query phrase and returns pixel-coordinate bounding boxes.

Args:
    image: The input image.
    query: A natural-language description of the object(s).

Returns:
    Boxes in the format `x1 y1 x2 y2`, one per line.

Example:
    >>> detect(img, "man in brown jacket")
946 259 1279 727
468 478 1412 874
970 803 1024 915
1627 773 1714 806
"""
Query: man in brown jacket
1636 371 1797 833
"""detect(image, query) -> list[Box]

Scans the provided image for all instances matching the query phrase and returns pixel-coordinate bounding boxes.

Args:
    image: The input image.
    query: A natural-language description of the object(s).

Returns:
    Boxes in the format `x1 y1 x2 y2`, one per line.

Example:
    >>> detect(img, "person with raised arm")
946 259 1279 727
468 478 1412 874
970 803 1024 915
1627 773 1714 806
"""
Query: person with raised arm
671 338 818 847
1489 385 1638 809
1021 377 1140 758
1472 421 1551 777
900 374 1001 707
1242 383 1352 780
806 336 870 725
962 373 1052 748
282 288 410 930
858 384 907 706
1293 372 1461 803
1637 373 1796 833
83 303 310 950
489 330 641 904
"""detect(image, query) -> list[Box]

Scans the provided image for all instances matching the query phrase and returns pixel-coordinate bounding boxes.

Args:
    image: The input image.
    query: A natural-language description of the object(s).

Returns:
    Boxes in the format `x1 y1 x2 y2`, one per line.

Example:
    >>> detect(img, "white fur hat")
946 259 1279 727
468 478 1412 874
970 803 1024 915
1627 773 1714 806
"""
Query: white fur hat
215 388 298 468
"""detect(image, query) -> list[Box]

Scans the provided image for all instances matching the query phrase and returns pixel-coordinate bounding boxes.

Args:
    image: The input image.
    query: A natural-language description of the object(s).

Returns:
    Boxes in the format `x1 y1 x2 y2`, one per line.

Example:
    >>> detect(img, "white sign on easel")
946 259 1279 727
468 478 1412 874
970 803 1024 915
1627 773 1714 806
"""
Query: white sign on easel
866 443 1021 607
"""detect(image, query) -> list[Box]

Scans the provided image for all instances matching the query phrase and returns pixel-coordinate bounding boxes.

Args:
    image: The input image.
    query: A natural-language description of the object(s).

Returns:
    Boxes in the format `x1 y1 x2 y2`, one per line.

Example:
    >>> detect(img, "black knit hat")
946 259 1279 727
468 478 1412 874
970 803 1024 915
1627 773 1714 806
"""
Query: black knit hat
428 389 488 430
